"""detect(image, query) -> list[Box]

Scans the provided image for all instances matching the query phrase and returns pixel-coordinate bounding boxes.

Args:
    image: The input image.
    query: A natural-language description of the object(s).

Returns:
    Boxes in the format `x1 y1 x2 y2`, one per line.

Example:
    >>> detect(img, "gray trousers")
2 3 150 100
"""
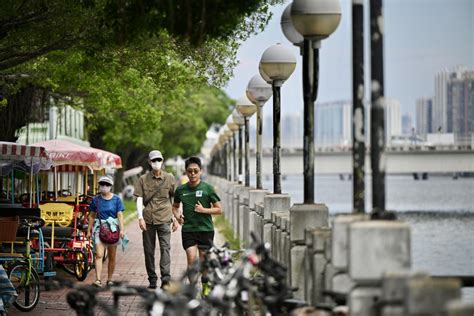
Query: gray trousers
143 223 171 284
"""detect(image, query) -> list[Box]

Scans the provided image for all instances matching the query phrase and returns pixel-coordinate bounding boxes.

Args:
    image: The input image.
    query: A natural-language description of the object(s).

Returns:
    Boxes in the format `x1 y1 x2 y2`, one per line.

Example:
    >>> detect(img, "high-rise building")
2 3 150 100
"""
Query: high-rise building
315 101 352 147
447 70 474 142
434 65 468 132
263 115 273 148
281 112 302 149
401 113 413 135
384 98 402 144
416 97 433 136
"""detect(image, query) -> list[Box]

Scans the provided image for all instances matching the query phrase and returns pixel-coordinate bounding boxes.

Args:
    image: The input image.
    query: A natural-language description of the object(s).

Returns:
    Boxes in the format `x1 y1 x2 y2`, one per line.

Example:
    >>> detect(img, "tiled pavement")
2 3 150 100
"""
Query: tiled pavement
9 219 205 316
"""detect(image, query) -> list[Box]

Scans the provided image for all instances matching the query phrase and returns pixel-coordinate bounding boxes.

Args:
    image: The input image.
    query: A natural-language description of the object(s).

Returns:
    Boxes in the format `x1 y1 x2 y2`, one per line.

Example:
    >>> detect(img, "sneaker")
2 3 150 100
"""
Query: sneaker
147 283 157 289
201 282 211 297
92 280 102 288
160 281 170 290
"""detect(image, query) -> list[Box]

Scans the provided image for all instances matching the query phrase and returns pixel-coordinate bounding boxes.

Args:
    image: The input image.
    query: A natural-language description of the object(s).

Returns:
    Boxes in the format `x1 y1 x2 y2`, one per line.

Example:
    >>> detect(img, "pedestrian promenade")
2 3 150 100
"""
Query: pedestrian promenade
9 218 201 316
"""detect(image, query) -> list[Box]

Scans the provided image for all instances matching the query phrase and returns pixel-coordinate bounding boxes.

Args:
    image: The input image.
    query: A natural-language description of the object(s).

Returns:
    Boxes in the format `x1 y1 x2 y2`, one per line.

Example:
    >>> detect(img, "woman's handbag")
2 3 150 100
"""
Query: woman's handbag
99 223 120 244
96 196 120 244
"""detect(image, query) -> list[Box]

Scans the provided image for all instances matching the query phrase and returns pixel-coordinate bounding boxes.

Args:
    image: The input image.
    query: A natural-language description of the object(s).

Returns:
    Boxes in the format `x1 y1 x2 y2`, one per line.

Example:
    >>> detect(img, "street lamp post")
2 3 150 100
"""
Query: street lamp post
352 0 365 213
370 0 386 213
236 95 257 187
232 109 245 184
246 74 273 189
282 0 341 204
259 44 296 194
226 114 240 182
223 125 234 181
218 130 227 178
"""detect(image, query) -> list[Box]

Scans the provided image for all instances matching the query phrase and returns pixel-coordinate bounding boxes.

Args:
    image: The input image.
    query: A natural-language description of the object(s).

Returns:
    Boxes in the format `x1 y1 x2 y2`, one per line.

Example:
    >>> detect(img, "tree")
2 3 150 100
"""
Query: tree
0 0 281 71
0 0 281 172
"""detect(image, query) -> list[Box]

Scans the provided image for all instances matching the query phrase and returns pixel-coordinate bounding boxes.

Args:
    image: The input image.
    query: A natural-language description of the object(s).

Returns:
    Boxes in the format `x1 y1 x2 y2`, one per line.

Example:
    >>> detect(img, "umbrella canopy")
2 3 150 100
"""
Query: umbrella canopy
0 141 53 175
32 139 122 170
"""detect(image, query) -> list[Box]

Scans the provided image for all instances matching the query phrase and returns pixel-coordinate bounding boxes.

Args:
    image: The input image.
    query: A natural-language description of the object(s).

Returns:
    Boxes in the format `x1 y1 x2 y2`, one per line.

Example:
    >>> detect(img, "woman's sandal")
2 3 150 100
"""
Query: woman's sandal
92 280 102 288
106 280 115 287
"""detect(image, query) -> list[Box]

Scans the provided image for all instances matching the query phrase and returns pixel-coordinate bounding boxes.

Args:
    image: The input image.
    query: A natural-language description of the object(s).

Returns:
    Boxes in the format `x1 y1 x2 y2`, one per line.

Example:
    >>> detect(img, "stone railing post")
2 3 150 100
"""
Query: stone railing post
248 189 268 246
289 203 329 300
348 220 411 316
263 194 291 247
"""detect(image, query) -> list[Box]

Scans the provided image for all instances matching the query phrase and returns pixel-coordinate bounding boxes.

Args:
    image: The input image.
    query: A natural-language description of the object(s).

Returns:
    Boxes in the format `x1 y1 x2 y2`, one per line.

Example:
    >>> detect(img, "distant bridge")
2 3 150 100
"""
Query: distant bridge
248 146 474 175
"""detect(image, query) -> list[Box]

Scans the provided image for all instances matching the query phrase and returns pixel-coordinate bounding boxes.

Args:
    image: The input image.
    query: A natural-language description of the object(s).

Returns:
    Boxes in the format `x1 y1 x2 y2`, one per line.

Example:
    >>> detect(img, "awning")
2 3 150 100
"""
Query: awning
0 142 53 175
32 139 122 170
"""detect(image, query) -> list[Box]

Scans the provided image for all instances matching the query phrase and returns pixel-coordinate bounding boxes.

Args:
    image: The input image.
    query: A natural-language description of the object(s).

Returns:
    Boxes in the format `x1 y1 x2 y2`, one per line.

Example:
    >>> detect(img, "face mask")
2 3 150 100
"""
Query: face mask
100 185 111 194
151 161 162 171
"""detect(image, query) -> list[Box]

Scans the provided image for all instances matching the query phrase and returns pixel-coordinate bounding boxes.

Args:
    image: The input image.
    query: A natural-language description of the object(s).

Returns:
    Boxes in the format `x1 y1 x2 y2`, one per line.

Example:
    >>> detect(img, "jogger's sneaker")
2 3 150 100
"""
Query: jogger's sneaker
201 282 211 297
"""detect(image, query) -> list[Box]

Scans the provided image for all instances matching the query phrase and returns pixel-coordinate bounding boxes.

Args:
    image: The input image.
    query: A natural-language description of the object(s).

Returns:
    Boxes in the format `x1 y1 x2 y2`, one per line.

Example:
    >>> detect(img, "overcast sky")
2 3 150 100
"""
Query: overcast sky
223 0 474 124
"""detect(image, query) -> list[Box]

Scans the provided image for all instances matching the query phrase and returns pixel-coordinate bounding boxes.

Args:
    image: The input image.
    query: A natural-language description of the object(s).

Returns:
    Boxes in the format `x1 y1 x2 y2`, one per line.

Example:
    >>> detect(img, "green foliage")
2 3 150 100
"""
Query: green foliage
11 31 231 160
0 0 283 71
213 214 241 250
0 0 282 166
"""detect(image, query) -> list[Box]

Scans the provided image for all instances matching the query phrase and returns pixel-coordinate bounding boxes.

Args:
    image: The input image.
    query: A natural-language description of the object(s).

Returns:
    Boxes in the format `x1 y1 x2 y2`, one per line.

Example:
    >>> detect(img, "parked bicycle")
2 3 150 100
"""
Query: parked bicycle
1 216 45 312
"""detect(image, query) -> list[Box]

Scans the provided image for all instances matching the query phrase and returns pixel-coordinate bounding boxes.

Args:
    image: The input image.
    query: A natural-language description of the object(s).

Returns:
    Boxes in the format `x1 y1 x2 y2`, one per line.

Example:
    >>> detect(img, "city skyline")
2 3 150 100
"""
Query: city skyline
223 0 474 132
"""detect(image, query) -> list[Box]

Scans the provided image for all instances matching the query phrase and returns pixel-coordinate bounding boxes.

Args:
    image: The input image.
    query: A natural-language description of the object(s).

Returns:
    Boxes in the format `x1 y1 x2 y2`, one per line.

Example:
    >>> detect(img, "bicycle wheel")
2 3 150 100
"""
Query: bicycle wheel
8 262 40 312
74 249 89 281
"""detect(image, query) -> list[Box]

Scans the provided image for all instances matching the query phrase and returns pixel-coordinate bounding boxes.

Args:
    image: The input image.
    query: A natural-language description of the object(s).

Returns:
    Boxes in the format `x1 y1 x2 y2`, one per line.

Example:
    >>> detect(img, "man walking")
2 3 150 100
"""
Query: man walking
135 150 178 289
172 156 222 295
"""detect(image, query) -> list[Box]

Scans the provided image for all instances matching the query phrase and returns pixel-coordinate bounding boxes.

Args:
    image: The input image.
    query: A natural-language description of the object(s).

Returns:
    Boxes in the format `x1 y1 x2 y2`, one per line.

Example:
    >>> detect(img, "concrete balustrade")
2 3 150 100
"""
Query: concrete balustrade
288 204 329 300
349 287 381 316
304 229 315 304
349 221 411 284
332 214 370 271
225 182 234 228
447 300 474 316
380 271 429 316
405 277 461 315
274 212 287 261
278 214 289 263
311 227 331 305
263 194 290 246
255 203 264 240
207 176 467 314
270 210 287 259
291 245 307 299
237 186 252 245
232 184 245 237
248 190 268 245
264 194 291 221
289 203 329 244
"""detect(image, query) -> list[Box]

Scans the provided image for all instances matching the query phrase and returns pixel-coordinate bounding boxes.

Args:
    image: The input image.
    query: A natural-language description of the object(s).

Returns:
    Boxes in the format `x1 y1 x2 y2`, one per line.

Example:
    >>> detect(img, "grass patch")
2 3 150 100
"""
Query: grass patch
122 199 136 225
213 214 241 250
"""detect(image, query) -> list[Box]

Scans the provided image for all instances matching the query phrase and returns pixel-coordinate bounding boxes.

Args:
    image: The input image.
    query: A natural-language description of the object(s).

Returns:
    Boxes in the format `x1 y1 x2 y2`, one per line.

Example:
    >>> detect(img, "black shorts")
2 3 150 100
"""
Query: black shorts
181 231 214 250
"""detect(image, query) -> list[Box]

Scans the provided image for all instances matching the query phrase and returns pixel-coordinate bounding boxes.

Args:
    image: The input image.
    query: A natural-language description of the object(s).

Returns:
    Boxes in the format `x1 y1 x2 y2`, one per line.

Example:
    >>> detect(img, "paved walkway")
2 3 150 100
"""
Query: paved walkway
9 218 211 315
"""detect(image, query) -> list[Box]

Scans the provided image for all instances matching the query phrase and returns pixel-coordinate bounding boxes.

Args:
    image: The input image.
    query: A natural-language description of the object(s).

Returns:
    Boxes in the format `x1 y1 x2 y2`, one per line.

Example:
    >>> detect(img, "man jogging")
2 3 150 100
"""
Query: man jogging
172 156 222 295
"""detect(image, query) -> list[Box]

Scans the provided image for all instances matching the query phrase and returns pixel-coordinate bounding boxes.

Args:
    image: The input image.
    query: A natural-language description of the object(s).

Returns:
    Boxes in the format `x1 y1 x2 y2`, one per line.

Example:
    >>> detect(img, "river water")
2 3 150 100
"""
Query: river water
254 174 474 301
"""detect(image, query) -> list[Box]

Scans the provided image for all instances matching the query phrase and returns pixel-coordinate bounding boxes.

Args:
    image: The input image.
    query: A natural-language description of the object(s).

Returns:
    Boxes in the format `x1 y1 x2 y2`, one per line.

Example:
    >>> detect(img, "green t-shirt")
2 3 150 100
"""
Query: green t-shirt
174 181 220 232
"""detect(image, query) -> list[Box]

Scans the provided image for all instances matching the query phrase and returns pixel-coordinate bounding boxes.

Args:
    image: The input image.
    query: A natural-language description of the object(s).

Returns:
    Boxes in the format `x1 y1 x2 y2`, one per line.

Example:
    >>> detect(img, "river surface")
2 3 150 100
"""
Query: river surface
252 174 474 302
